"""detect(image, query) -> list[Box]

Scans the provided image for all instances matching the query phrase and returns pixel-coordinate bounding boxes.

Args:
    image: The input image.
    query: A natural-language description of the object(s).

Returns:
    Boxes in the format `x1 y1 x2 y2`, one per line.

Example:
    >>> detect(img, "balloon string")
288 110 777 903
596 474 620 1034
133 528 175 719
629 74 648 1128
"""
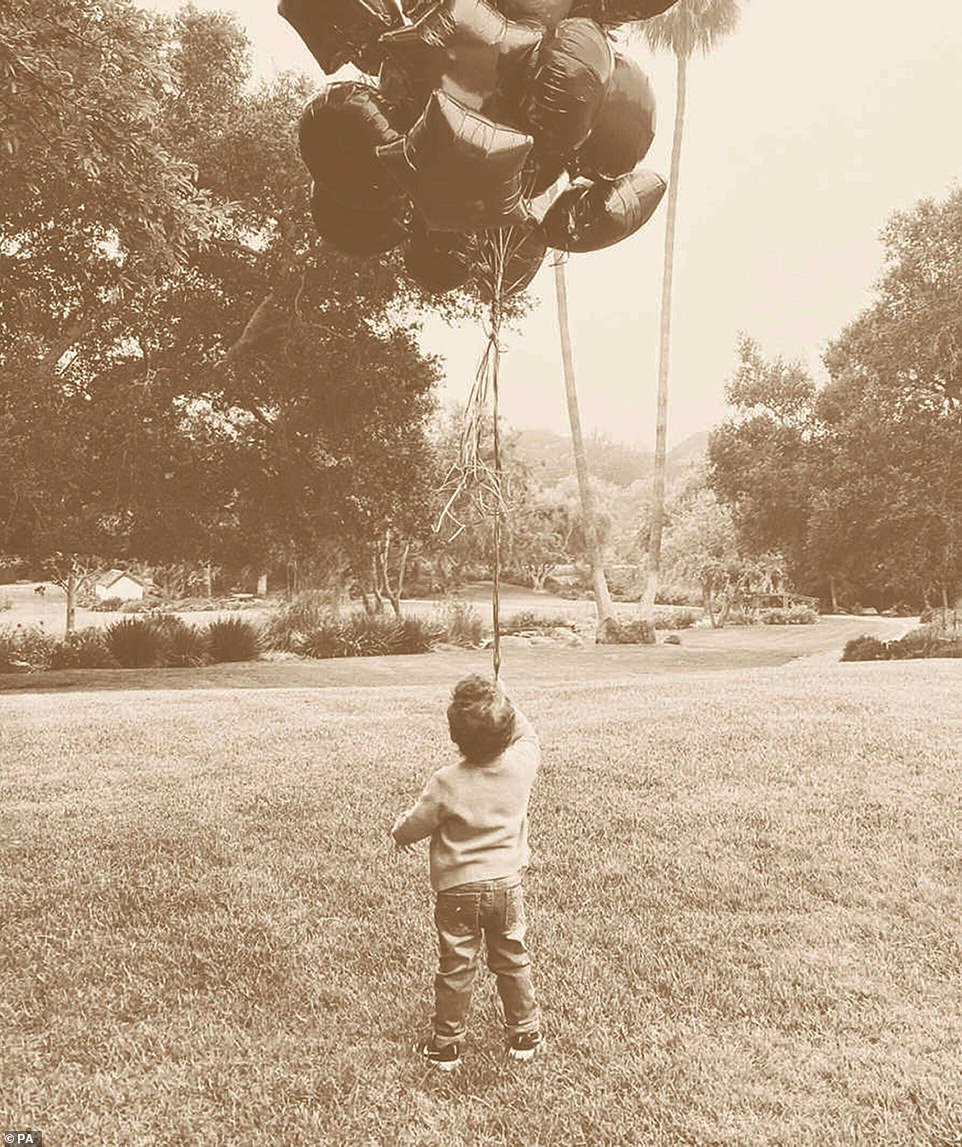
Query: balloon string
491 232 505 682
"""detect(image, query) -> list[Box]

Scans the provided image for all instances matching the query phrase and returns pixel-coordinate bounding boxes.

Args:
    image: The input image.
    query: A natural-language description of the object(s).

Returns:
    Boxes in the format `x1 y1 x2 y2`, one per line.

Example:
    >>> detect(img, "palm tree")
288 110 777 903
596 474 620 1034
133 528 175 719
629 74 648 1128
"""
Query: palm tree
553 257 617 639
638 0 742 622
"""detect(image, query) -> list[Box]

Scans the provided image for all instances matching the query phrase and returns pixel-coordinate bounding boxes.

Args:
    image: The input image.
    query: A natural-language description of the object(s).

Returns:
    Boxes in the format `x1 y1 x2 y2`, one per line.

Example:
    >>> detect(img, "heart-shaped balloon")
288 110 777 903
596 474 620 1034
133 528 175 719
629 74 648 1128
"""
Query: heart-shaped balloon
377 90 534 231
542 168 666 251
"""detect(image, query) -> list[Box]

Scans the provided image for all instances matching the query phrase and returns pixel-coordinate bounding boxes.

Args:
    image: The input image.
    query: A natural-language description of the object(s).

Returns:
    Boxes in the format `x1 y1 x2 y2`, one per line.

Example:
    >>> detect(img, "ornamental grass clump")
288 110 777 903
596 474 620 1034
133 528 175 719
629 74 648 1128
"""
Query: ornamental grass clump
297 613 440 659
205 617 261 663
105 618 166 668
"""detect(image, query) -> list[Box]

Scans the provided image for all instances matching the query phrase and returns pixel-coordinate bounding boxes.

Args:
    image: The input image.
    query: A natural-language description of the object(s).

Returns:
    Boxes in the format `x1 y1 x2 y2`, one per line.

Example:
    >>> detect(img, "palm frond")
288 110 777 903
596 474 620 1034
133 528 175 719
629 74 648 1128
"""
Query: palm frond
639 0 742 58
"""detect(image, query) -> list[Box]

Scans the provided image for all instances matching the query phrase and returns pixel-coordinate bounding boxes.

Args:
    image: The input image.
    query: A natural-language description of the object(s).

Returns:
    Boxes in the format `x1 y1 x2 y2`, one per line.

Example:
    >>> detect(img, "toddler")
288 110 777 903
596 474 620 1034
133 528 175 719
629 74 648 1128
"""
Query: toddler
392 673 543 1070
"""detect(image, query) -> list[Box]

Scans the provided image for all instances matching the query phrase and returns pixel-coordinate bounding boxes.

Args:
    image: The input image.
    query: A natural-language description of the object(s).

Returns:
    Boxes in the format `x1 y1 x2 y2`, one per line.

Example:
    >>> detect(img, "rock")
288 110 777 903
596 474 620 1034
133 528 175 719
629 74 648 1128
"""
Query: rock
662 633 682 646
550 628 584 647
486 635 532 650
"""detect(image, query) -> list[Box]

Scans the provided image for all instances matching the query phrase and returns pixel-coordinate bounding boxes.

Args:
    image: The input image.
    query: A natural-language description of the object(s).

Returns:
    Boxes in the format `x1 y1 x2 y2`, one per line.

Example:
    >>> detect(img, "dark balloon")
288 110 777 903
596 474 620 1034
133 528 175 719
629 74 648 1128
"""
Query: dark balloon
379 0 540 119
492 0 574 30
298 82 403 211
278 0 402 73
377 91 534 231
500 223 549 294
569 0 677 22
377 58 424 132
575 53 656 180
524 151 567 195
542 168 666 252
519 18 613 158
405 223 475 294
309 181 410 254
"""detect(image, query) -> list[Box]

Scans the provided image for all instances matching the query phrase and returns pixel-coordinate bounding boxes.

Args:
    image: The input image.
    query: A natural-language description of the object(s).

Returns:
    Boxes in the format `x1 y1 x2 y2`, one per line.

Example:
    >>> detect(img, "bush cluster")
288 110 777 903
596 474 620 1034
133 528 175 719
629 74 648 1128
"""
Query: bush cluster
760 604 819 626
435 599 485 647
842 626 962 662
0 614 264 674
294 613 441 659
0 624 57 672
599 618 656 645
500 609 574 635
654 606 700 630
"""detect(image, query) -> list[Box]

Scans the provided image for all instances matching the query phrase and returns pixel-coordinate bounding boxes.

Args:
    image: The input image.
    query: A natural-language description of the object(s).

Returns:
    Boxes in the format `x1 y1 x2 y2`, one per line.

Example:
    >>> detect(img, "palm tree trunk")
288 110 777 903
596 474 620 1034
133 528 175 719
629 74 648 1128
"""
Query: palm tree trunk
641 50 688 625
553 258 616 639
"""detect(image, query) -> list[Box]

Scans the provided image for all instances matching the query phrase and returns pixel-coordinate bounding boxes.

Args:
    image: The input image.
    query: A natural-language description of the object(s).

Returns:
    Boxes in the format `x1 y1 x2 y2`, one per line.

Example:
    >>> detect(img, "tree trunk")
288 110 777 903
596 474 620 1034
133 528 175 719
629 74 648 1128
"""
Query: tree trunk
65 571 77 635
553 258 616 640
640 50 688 628
829 574 839 613
704 578 717 629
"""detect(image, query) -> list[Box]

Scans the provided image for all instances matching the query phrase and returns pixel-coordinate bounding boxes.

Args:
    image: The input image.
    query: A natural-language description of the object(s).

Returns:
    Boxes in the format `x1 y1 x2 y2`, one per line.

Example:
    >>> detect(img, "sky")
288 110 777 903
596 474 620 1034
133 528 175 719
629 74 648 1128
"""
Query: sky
146 0 962 448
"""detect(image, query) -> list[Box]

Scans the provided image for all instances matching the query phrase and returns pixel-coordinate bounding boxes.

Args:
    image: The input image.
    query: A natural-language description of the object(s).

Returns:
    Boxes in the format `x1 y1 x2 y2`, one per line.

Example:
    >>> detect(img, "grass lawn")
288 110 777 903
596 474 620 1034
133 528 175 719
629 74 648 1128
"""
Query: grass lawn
2 655 960 1144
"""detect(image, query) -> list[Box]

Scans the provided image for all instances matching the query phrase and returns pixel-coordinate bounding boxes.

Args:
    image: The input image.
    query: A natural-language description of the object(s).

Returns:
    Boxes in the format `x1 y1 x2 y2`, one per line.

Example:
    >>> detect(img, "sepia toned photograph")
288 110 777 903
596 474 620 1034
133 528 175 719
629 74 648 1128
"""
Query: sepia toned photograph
1 0 960 1142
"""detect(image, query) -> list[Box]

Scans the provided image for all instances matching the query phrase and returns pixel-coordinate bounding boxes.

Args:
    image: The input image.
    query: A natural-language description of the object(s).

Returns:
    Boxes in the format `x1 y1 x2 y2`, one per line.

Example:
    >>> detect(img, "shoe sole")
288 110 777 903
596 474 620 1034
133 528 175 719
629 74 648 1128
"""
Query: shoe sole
508 1042 543 1061
414 1042 461 1070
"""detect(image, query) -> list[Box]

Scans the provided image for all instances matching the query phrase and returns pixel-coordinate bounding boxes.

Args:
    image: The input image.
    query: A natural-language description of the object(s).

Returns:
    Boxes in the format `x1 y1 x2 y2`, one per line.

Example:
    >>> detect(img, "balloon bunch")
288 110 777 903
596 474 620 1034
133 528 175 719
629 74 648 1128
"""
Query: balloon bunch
283 0 675 296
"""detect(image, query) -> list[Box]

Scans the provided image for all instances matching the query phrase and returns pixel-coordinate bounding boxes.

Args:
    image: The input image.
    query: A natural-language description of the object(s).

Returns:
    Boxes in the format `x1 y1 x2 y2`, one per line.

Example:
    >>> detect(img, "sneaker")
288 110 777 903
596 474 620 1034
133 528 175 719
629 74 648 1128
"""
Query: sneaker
507 1031 544 1061
415 1037 461 1071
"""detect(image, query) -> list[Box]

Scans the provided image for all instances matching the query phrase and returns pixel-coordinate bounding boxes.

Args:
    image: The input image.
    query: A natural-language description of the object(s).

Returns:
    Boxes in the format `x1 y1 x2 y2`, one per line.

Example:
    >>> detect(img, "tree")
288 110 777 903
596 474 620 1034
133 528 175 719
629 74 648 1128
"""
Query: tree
637 0 742 621
552 259 617 638
817 188 962 613
708 334 817 585
1 6 444 627
0 0 225 628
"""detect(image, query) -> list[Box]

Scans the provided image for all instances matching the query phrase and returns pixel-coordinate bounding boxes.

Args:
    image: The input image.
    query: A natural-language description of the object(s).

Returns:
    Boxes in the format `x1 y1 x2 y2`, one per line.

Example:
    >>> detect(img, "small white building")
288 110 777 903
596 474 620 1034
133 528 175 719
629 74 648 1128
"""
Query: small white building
95 570 147 602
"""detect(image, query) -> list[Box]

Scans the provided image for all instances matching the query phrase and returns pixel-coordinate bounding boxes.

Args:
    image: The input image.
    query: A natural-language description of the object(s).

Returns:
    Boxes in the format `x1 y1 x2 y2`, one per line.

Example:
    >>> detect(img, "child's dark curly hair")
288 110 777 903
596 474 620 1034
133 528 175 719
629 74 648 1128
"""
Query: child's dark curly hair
447 674 516 764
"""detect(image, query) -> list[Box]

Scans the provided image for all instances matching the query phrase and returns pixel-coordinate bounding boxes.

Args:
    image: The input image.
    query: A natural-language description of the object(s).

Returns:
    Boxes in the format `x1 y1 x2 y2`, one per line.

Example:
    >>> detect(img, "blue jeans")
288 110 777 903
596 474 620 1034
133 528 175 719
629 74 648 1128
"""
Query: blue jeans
432 876 539 1047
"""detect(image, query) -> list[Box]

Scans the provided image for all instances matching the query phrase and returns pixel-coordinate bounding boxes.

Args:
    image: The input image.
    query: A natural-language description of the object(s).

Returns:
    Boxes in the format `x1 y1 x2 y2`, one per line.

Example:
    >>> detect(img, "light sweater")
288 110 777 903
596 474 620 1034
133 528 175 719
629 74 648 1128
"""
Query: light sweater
391 709 540 891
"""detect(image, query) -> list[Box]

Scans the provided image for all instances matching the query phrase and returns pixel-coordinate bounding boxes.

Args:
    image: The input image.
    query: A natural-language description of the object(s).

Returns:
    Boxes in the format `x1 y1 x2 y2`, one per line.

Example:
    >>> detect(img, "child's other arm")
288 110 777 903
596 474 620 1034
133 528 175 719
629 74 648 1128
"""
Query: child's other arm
391 774 446 847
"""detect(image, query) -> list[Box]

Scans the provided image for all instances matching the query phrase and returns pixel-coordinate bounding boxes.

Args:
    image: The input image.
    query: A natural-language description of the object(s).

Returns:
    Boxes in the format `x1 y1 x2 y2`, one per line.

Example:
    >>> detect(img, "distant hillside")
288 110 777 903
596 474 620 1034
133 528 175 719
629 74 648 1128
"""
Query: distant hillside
512 427 708 488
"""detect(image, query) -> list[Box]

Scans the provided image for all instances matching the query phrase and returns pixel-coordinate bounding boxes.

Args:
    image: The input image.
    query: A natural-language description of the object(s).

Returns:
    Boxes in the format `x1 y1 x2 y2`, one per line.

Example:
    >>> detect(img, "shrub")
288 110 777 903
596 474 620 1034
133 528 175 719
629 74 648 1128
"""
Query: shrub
206 617 261 663
0 595 11 612
500 609 573 634
841 635 888 662
119 599 151 613
48 628 117 670
761 605 819 626
437 599 484 647
396 615 443 653
654 606 700 630
0 624 56 672
91 596 125 612
599 618 656 645
105 618 166 668
148 614 209 667
297 612 441 659
262 592 334 651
